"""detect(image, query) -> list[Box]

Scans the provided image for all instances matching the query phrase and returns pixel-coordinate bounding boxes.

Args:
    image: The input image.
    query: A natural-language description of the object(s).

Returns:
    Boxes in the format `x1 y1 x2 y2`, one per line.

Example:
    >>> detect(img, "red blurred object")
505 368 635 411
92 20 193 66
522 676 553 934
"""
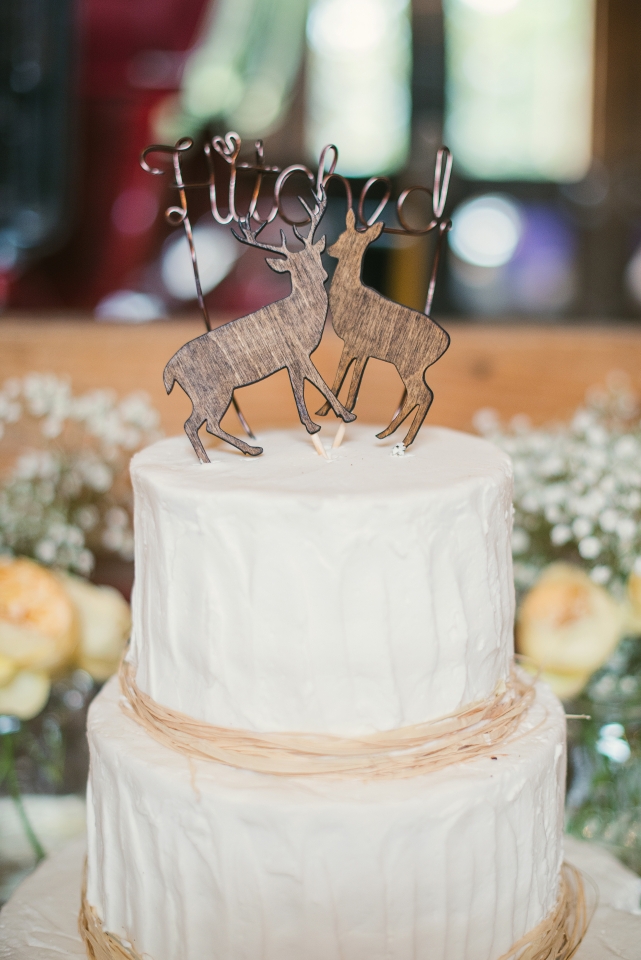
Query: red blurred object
8 0 209 310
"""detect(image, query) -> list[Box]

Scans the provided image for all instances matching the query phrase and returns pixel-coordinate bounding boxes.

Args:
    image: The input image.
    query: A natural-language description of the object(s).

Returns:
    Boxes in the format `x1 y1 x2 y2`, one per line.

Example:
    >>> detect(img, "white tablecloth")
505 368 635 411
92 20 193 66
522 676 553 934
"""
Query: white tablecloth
1 835 640 959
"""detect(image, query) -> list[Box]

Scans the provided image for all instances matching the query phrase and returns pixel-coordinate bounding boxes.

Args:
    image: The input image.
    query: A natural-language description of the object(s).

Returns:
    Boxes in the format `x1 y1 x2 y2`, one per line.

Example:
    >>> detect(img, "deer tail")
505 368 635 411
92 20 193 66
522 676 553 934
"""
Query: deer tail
163 357 177 395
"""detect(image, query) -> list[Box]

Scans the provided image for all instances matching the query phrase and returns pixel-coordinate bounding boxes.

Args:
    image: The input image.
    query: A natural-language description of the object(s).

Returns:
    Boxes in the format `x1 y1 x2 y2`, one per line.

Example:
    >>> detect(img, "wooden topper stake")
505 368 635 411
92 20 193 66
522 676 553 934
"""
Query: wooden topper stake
317 149 452 448
163 188 355 461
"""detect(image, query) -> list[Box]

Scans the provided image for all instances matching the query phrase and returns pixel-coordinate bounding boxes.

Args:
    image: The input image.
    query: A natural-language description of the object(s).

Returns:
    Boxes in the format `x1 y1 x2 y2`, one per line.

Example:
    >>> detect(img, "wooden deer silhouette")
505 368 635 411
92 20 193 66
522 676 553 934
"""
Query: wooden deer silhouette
317 209 450 446
164 190 356 461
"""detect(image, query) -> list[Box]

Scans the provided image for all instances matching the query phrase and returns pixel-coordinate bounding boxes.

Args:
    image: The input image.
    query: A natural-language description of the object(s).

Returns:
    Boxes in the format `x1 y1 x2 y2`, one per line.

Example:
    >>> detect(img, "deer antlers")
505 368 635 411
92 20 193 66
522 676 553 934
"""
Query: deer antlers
231 188 328 257
231 218 290 256
292 188 327 245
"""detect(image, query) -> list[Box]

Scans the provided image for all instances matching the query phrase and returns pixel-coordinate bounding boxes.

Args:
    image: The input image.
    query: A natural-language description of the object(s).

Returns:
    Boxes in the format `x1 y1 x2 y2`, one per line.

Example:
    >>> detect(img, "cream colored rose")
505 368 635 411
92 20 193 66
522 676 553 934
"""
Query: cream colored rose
0 619 67 674
517 563 625 698
0 669 51 720
535 669 592 701
0 557 80 720
60 574 131 681
625 570 641 634
0 557 130 719
0 653 15 686
0 557 78 671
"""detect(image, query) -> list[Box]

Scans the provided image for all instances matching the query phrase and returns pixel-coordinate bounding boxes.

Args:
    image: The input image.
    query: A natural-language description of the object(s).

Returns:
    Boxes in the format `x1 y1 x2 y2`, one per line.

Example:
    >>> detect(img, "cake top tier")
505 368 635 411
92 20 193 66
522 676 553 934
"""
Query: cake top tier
130 426 515 736
132 425 511 500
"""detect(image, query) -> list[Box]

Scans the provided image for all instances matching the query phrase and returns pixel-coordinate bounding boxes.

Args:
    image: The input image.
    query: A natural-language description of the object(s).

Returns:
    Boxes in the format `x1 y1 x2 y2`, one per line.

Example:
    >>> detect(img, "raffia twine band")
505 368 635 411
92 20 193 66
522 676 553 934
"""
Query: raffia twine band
79 861 594 960
79 862 142 960
118 658 537 779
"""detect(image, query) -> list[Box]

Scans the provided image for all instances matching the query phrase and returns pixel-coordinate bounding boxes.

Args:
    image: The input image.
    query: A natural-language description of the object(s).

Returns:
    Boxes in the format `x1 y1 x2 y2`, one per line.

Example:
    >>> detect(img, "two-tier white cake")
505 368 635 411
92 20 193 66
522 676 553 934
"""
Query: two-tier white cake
84 426 566 960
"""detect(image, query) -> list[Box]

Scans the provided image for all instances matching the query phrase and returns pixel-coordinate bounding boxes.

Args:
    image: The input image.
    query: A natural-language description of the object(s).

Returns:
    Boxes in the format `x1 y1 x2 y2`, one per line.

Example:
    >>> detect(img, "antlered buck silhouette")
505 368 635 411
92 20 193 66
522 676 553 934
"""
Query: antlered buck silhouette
317 209 450 447
164 190 355 460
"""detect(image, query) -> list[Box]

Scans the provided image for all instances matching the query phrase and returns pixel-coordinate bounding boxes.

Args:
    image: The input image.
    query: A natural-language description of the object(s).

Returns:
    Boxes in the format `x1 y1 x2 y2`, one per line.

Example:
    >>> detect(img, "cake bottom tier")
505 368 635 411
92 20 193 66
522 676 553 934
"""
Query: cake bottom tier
86 678 566 960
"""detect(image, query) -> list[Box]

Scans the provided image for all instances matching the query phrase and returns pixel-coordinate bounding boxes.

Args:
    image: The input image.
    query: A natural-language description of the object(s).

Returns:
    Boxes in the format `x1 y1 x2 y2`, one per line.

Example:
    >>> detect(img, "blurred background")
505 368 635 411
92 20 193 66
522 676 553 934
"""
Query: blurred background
3 0 641 323
3 0 641 916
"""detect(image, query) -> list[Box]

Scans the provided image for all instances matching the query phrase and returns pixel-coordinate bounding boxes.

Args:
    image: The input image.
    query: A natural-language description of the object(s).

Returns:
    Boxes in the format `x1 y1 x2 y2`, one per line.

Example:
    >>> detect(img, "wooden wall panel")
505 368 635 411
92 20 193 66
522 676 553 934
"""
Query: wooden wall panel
0 318 640 445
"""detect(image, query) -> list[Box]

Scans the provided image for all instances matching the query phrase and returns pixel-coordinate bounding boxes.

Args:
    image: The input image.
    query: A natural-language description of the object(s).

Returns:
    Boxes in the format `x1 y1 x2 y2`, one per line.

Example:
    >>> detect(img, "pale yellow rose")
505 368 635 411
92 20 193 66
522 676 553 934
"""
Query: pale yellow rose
0 619 68 673
0 653 16 686
625 570 641 634
0 558 130 720
536 669 592 700
60 574 131 681
517 563 625 698
0 558 78 672
0 669 50 719
0 557 79 720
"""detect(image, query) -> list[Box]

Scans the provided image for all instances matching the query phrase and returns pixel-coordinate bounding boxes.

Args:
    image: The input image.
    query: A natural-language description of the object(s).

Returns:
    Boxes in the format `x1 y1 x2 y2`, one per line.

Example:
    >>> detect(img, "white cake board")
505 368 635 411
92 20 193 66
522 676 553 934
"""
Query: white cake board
1 835 640 959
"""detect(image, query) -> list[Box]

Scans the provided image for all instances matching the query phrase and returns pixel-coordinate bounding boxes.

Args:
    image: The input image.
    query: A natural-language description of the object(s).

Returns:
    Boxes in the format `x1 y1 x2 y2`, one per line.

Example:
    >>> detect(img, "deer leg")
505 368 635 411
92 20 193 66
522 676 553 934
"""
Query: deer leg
402 383 434 448
344 356 368 412
376 389 417 440
287 367 321 434
184 411 210 464
300 358 356 423
205 418 263 456
316 349 356 416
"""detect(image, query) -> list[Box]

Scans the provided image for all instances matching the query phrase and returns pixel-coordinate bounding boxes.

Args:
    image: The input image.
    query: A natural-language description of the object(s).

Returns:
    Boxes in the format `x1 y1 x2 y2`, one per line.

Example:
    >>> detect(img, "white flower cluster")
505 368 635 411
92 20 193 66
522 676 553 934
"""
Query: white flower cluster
474 375 641 595
0 374 159 449
0 374 161 574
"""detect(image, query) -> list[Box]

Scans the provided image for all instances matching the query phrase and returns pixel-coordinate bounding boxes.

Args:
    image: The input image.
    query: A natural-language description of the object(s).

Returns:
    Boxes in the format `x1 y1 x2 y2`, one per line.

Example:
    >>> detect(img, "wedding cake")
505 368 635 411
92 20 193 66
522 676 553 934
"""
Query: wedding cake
82 425 567 960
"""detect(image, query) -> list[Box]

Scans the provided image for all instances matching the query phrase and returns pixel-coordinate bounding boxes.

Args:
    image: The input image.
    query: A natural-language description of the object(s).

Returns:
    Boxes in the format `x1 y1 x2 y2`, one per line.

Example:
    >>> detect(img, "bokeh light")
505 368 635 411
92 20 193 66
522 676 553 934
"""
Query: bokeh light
459 0 521 12
596 723 631 764
176 0 308 139
624 243 641 307
444 0 595 181
161 222 241 301
305 0 411 176
449 195 522 268
449 197 577 315
509 206 576 312
95 291 166 323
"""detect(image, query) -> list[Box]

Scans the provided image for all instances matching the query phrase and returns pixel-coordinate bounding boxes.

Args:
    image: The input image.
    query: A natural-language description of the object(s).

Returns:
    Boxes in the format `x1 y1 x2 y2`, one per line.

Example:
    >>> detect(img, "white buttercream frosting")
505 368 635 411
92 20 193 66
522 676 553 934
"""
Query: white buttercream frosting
86 677 566 960
129 426 515 734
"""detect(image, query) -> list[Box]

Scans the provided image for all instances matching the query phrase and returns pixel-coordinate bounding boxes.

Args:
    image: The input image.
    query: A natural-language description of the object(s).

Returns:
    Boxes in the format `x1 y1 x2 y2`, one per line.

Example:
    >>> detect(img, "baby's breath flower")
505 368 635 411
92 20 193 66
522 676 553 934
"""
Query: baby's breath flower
476 380 641 591
599 509 619 532
614 436 638 459
0 374 162 573
104 506 128 529
81 461 112 493
42 417 64 439
102 527 123 551
35 538 57 563
591 565 612 585
625 491 641 510
75 505 99 531
77 549 94 575
545 504 563 524
616 517 637 541
572 517 593 539
551 524 572 546
579 536 602 560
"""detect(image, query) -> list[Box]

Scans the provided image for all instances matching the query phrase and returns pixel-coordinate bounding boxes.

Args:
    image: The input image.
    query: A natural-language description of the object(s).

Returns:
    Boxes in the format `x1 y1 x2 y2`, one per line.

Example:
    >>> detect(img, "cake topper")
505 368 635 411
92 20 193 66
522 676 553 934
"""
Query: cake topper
162 184 355 460
141 135 452 458
316 148 453 448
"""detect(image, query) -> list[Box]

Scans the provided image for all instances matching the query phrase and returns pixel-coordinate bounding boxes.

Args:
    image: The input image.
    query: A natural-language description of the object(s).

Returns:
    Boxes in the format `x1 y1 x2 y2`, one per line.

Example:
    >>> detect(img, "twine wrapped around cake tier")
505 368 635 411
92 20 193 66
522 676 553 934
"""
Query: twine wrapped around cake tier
119 658 536 779
79 863 143 960
79 861 593 960
498 863 593 960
